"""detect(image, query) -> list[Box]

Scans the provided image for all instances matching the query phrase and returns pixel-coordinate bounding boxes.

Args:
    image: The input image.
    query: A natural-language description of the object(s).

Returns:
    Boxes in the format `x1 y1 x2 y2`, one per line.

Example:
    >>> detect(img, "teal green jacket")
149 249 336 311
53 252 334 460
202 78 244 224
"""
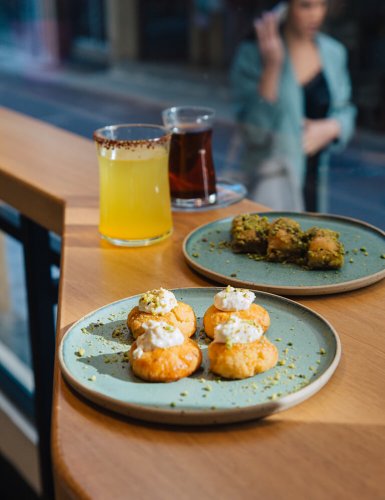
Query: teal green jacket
230 33 356 211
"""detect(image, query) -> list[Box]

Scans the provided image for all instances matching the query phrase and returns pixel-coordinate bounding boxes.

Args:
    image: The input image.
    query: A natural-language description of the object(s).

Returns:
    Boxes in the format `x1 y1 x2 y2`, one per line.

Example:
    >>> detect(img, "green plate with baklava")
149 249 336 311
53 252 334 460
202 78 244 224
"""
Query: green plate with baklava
183 212 385 296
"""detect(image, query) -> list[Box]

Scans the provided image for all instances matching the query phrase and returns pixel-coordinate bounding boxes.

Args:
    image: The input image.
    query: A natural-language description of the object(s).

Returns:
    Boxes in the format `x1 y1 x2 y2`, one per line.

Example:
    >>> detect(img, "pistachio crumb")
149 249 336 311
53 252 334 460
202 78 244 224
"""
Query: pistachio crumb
170 402 176 407
278 360 286 366
319 348 326 355
88 375 96 382
275 338 282 342
180 391 188 397
76 348 85 357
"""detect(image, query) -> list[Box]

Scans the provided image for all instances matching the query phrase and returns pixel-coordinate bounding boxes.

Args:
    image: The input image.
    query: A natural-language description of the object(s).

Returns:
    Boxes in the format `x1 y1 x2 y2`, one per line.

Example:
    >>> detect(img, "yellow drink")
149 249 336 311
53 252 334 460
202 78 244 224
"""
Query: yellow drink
98 145 173 244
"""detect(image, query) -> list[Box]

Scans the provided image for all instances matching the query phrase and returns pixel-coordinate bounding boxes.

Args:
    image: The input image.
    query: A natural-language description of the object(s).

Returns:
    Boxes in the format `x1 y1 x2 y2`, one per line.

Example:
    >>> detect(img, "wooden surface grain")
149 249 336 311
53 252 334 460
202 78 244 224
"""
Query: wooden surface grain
55 207 385 500
1 108 384 500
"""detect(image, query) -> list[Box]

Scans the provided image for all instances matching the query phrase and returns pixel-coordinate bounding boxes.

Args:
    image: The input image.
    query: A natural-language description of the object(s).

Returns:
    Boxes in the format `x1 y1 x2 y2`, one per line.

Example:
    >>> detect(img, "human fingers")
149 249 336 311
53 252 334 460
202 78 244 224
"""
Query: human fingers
302 129 314 155
255 18 268 47
265 12 280 40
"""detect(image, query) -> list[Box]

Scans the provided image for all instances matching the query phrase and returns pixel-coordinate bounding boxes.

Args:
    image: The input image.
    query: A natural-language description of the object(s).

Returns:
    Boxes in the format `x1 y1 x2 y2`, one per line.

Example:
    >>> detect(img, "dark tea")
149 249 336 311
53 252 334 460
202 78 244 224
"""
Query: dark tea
168 126 217 204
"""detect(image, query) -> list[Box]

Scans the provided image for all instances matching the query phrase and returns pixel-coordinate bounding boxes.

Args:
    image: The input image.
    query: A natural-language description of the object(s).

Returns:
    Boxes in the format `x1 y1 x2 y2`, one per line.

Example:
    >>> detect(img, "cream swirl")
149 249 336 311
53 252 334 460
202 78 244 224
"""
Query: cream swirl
213 315 263 345
132 320 184 359
138 288 177 315
214 286 255 312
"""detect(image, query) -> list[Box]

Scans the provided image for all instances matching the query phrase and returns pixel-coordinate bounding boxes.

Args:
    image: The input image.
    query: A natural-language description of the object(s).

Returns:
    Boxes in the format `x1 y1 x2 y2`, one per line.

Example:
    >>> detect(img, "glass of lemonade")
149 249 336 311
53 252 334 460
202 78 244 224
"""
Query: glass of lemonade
94 124 173 246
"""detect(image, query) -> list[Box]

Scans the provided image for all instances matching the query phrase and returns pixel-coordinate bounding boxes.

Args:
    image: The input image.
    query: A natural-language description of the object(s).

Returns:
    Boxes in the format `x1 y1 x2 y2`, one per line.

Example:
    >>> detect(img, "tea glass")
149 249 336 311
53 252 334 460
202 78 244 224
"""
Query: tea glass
93 124 173 246
162 106 217 208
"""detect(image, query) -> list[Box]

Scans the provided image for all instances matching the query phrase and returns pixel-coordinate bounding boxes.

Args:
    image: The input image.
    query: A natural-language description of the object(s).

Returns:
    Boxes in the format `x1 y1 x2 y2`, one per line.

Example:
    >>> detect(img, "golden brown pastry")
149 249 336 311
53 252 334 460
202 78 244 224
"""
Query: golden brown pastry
208 315 278 379
266 217 305 263
203 286 270 339
305 227 345 269
231 213 269 254
127 288 196 339
128 320 202 382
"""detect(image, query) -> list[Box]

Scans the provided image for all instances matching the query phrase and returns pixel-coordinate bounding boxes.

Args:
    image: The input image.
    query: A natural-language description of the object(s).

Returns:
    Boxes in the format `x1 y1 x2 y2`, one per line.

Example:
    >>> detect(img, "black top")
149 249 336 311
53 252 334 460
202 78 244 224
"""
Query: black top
303 71 330 120
303 71 331 211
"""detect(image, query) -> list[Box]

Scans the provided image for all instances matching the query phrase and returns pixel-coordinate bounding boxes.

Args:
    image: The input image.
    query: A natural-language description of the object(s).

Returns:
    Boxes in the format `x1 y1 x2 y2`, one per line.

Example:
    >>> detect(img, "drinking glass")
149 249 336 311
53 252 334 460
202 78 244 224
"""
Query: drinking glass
162 106 217 208
94 124 173 246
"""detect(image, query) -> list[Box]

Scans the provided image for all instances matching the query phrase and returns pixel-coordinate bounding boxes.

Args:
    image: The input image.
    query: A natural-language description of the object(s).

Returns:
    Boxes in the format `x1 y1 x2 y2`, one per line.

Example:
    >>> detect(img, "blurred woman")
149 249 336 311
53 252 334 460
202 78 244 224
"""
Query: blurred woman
231 0 356 211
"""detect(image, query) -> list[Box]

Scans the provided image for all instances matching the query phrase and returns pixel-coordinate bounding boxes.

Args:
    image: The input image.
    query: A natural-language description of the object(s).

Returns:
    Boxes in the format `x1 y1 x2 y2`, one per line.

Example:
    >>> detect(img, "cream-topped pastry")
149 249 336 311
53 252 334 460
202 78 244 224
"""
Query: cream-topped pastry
129 320 202 382
214 286 255 312
203 286 270 339
138 288 178 315
127 288 197 339
132 320 184 360
213 315 264 345
208 316 278 380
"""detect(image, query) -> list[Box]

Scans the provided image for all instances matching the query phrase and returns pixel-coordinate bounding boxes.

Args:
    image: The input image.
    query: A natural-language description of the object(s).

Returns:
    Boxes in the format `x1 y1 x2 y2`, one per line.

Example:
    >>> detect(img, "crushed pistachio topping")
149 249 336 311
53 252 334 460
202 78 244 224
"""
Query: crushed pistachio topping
214 285 255 312
213 315 263 345
138 288 177 315
75 348 85 357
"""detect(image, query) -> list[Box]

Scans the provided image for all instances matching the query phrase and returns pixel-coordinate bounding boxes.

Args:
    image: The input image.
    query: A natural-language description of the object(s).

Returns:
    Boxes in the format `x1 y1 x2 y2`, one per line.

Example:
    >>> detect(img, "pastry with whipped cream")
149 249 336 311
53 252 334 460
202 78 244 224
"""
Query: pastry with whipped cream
128 320 202 382
127 288 196 339
208 315 278 379
203 286 270 339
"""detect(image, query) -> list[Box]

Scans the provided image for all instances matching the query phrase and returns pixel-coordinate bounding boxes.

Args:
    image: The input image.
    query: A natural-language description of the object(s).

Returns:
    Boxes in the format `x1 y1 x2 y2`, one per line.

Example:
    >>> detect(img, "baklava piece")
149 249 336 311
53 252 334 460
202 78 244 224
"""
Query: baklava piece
231 213 269 254
266 217 305 263
305 227 344 269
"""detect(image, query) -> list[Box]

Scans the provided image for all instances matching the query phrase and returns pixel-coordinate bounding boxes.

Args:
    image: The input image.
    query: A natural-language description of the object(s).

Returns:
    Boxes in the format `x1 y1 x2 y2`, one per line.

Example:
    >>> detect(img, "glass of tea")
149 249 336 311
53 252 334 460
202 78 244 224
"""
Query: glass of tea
162 106 217 208
94 124 173 246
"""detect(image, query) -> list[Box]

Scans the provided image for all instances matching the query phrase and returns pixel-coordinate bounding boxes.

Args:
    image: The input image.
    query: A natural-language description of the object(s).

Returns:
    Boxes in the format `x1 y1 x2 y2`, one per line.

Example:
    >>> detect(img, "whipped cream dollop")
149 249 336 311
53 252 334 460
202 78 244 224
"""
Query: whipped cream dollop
214 286 255 312
132 320 185 359
138 288 177 315
213 315 263 345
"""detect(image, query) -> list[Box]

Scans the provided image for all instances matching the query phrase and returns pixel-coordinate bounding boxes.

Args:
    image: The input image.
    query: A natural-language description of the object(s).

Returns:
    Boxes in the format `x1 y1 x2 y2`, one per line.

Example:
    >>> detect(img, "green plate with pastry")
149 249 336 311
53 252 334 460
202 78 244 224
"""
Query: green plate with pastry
183 212 385 295
59 287 340 425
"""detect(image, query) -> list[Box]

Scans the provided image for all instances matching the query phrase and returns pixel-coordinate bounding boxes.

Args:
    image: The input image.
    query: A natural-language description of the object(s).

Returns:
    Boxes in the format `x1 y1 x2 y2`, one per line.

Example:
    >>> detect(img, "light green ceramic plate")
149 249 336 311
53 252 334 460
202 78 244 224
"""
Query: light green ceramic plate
183 212 385 296
59 287 341 425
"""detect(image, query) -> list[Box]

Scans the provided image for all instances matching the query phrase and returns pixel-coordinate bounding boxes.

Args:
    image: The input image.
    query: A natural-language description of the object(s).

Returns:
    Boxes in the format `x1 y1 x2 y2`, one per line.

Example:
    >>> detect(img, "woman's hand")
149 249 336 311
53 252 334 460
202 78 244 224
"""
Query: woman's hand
303 119 341 156
255 12 285 69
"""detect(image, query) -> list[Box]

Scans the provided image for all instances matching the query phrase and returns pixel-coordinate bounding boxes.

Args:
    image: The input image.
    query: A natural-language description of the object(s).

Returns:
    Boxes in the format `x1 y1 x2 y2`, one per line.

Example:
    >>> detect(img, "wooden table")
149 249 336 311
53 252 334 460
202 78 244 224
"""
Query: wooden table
1 108 384 500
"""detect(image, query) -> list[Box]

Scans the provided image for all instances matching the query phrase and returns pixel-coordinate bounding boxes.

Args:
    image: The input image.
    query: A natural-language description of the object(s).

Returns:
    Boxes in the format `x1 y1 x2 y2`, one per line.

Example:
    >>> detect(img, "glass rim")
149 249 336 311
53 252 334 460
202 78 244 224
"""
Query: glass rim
162 105 215 119
93 123 170 148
